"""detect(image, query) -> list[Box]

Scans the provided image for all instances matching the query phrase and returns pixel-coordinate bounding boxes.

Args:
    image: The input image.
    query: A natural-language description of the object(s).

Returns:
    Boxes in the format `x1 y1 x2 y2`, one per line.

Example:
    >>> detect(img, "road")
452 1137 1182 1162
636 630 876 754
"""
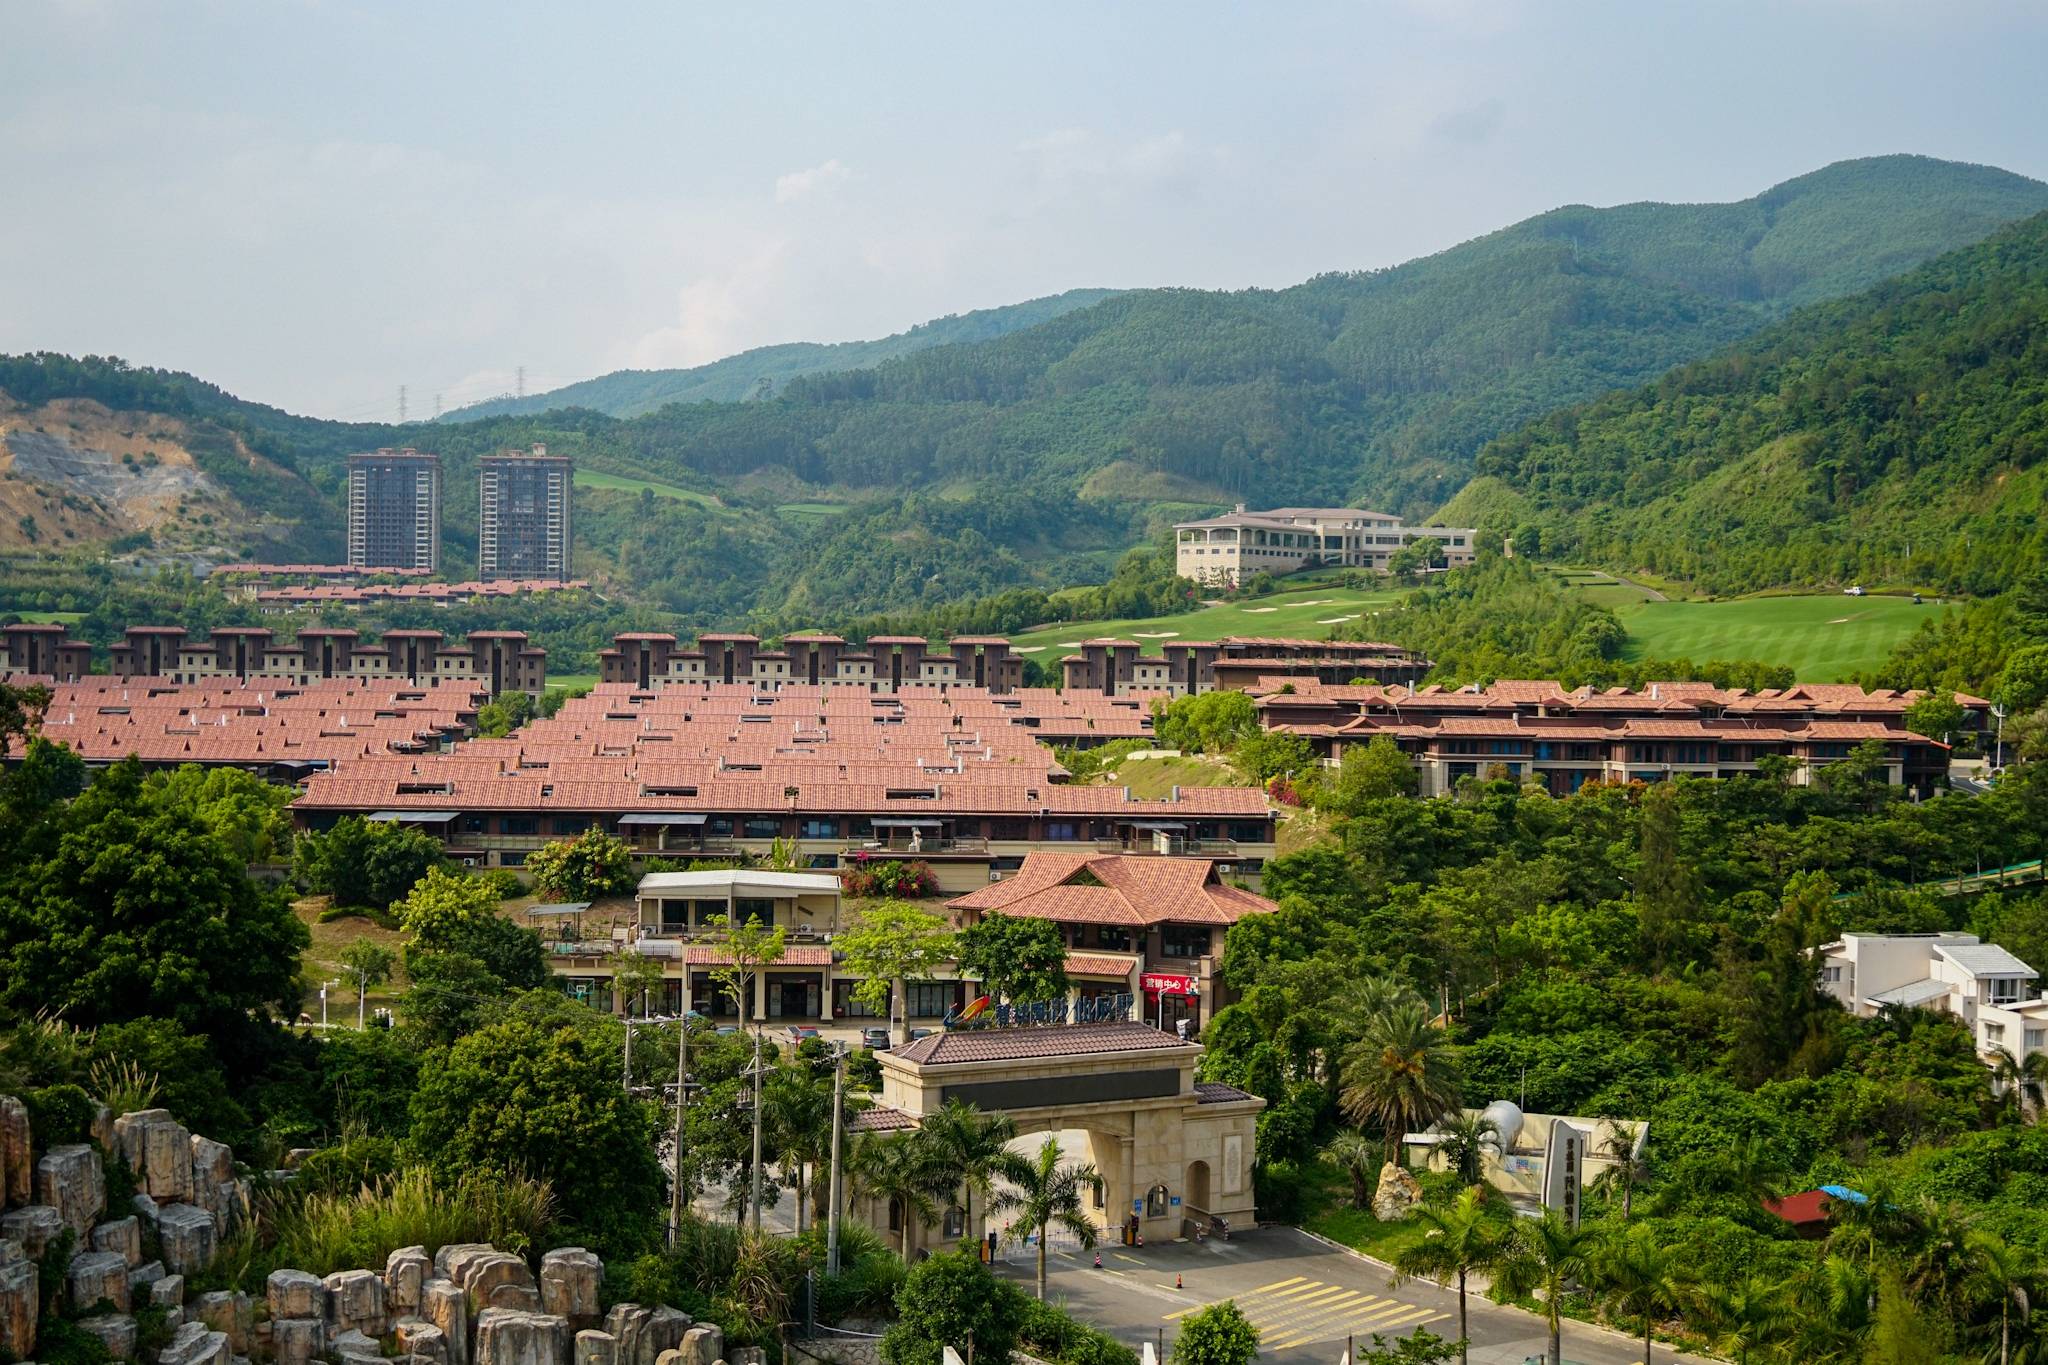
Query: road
990 1226 1708 1365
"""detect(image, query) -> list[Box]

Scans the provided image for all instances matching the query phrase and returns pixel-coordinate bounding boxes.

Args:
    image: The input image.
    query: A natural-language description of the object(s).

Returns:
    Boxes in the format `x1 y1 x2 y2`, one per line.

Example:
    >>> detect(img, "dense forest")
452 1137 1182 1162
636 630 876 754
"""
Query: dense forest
1458 208 2048 598
444 289 1120 420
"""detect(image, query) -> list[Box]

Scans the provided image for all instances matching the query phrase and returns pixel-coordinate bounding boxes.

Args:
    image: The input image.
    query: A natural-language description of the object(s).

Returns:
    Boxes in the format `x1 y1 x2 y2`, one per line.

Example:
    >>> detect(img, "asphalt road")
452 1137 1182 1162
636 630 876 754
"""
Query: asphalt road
989 1226 1708 1365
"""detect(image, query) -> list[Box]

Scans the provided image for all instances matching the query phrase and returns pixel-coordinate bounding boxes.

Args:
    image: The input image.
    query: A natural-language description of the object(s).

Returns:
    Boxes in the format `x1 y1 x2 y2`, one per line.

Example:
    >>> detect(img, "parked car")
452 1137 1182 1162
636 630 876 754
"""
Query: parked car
908 1027 936 1041
786 1024 822 1044
861 1026 892 1051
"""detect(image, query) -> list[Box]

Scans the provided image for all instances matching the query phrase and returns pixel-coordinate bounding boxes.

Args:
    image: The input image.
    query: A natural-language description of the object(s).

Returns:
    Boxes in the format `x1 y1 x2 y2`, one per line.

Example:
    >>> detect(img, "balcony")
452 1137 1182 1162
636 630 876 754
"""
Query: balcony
1096 837 1241 857
624 837 740 857
843 835 990 856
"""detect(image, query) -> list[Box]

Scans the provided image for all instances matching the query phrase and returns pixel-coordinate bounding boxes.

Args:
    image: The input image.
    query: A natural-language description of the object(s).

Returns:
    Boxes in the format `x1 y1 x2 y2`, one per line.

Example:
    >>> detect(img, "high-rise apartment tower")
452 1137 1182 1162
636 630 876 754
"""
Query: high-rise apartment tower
477 444 573 582
346 448 442 571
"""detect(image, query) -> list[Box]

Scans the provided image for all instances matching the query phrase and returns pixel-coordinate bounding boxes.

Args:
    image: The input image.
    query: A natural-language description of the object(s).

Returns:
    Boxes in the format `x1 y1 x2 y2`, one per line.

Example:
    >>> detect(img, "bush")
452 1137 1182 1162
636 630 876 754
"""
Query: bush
525 831 635 902
266 1167 556 1274
478 868 526 901
1170 1302 1259 1365
1253 1158 1310 1224
1019 1296 1140 1365
840 859 938 899
24 1082 96 1146
295 817 446 910
882 1252 1026 1365
294 1135 403 1195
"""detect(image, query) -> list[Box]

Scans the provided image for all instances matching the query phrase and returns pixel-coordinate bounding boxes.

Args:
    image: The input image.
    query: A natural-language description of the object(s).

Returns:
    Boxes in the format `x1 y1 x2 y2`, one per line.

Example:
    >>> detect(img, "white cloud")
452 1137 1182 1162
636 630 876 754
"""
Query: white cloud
774 159 852 204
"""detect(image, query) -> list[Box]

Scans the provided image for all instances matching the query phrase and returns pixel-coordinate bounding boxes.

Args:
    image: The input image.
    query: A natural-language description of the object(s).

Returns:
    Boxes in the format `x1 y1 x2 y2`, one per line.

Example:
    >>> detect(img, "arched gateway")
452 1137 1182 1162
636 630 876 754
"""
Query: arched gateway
849 1020 1262 1257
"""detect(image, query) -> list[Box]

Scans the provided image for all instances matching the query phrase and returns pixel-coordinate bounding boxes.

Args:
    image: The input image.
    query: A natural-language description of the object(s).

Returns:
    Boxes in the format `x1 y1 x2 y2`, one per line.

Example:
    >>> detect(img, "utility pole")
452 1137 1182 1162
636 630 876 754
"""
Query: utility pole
749 1028 766 1233
826 1048 846 1275
668 1015 691 1242
623 1010 634 1093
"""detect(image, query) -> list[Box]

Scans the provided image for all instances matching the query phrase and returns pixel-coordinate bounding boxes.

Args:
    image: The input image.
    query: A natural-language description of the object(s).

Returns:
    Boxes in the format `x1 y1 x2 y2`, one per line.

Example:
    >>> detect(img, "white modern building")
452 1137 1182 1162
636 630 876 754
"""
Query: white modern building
1820 932 2048 1063
1173 505 1476 586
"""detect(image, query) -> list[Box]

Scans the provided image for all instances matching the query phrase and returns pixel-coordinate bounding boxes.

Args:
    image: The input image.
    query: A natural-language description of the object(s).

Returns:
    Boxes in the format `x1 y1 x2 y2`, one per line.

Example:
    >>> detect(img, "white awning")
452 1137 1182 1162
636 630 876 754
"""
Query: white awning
616 813 708 826
872 818 944 828
366 810 459 823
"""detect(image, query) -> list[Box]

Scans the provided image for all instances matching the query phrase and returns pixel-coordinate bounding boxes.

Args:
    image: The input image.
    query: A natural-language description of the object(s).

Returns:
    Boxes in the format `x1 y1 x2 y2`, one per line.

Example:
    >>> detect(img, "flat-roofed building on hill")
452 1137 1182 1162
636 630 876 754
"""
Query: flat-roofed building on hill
1174 505 1477 586
1257 678 1987 798
347 447 442 572
1822 932 2048 1070
478 444 573 582
1059 635 1431 696
290 683 1280 887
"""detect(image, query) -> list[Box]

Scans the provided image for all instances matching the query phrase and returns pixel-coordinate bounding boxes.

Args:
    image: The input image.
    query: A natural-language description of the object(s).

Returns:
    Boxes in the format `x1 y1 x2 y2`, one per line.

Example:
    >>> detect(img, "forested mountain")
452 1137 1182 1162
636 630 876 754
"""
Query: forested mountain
443 289 1120 420
1454 208 2048 597
584 156 2048 517
4 156 2044 623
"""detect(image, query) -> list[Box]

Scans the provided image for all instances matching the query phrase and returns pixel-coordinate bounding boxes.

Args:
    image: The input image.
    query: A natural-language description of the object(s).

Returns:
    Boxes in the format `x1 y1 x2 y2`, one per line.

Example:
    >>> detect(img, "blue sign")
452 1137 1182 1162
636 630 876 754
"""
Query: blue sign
1132 1199 1144 1214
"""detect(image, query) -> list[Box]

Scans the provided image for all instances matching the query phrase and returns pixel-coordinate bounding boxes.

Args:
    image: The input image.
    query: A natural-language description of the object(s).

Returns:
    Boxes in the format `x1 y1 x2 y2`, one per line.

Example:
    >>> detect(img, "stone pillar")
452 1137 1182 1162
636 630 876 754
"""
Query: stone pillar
423 1277 469 1365
0 1240 36 1360
37 1144 106 1237
538 1249 603 1329
0 1097 30 1209
752 972 766 1024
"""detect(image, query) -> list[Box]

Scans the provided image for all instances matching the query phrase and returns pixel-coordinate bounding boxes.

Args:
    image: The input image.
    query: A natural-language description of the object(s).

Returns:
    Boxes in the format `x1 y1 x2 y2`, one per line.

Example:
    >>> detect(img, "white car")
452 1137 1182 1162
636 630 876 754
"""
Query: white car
1845 585 1867 596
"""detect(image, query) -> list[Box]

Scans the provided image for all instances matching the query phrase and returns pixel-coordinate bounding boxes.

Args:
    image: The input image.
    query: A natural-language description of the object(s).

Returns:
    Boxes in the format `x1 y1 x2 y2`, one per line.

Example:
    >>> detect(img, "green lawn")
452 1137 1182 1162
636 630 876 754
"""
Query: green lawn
9 610 84 623
1611 593 1938 681
548 673 600 694
1087 753 1244 799
573 468 719 508
1008 584 1407 657
776 501 849 522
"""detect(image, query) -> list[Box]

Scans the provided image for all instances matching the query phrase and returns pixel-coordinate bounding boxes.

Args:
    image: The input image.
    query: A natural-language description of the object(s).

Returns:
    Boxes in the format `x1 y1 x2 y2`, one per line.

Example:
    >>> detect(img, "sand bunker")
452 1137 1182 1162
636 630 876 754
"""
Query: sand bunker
1317 615 1361 624
1242 607 1279 614
1133 631 1180 638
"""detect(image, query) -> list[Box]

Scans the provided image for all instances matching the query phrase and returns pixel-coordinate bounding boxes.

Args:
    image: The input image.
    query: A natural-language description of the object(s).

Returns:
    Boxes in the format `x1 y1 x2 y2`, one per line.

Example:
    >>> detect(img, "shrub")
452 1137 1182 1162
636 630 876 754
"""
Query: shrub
478 868 526 901
840 859 938 899
1019 1296 1140 1365
295 817 446 910
266 1167 555 1274
882 1252 1026 1365
525 831 635 902
24 1082 95 1146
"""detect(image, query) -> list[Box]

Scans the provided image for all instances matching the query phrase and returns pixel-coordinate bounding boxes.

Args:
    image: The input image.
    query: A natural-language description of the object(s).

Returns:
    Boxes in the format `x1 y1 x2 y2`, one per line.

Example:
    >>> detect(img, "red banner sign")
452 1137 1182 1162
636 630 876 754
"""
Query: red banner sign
1142 973 1199 996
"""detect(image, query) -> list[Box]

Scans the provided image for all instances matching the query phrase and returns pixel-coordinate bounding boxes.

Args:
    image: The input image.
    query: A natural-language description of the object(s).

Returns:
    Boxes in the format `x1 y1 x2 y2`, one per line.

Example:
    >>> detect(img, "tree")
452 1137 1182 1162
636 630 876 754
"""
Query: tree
1340 1002 1461 1162
1595 1224 1686 1365
475 689 537 738
991 1136 1101 1301
0 759 308 1033
1392 1188 1505 1365
295 815 446 909
761 1064 834 1234
1963 1232 2032 1365
917 1099 1019 1252
1589 1121 1648 1221
848 1132 946 1259
835 901 958 1042
881 1251 1027 1365
1327 735 1418 810
1903 693 1967 746
955 913 1070 1004
525 829 636 901
145 764 296 863
398 867 547 989
1689 1276 1789 1365
1493 1211 1595 1365
1170 1302 1260 1365
338 940 396 1029
1152 691 1258 754
406 1009 662 1249
1434 1110 1501 1185
1235 728 1313 784
1322 1129 1380 1207
608 946 668 1018
704 912 786 1032
1996 644 2048 715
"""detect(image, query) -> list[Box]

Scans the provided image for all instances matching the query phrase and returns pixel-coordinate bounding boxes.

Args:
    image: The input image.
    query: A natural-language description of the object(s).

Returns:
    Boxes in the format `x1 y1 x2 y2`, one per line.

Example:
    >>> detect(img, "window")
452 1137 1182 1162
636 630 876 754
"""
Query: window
502 816 538 836
1098 926 1132 952
1046 822 1080 842
735 898 774 927
944 1206 966 1239
2028 1028 2046 1053
1161 926 1209 959
1987 1023 2007 1047
551 816 591 836
800 818 838 840
1822 965 1843 984
906 981 955 1017
742 817 781 839
1990 978 2024 1004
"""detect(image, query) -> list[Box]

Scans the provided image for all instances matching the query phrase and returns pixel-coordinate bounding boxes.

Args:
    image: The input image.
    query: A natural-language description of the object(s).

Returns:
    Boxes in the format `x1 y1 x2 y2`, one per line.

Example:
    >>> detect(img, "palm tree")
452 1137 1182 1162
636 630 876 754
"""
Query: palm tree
1595 1223 1686 1365
1964 1231 2032 1365
1390 1187 1506 1365
846 1132 945 1259
1784 1256 1874 1364
1989 1048 2048 1123
1340 1001 1461 1163
762 1067 833 1235
1690 1275 1790 1365
1321 1129 1381 1208
916 1099 1019 1248
1434 1110 1501 1185
990 1136 1101 1301
1590 1119 1648 1221
1492 1210 1594 1365
1823 1176 1918 1271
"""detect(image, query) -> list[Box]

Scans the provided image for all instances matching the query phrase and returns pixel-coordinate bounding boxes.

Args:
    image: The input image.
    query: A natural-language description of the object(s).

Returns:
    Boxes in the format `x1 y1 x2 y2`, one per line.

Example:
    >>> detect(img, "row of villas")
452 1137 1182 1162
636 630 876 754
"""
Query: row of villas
1173 505 1478 587
546 852 1276 1036
2 622 546 698
1058 636 1431 696
599 632 1026 693
288 684 1280 891
1258 678 1986 797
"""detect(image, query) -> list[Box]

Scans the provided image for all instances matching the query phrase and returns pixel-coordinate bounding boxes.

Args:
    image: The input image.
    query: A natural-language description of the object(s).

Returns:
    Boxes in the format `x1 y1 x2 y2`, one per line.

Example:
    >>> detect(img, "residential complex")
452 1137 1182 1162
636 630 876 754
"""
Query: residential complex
1821 932 2047 1066
478 444 574 582
290 684 1280 887
248 578 591 611
1174 505 1477 586
346 448 442 572
1059 636 1430 696
598 631 1026 693
5 622 545 696
1258 678 1986 797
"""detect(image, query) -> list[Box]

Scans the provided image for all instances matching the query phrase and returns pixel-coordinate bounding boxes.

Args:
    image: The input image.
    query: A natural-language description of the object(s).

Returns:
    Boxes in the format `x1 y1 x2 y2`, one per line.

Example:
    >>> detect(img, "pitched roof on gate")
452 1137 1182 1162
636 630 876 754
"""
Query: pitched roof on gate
889 1020 1192 1066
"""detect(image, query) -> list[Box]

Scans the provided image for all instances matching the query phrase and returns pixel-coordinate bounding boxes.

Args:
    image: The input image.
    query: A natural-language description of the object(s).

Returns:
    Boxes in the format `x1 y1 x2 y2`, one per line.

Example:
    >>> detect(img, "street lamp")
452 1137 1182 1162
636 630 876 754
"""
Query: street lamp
320 978 339 1029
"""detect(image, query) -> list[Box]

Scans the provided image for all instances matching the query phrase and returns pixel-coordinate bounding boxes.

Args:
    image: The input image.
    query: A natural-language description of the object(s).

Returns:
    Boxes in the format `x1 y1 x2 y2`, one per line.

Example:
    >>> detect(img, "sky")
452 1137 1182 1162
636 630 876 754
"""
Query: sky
2 1 2046 421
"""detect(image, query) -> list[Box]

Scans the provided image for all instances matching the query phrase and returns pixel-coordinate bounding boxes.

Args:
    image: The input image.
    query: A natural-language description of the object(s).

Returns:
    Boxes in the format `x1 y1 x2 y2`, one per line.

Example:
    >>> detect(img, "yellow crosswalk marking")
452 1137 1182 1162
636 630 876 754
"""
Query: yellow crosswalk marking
1266 1280 1334 1299
1113 1253 1145 1266
1250 1276 1308 1294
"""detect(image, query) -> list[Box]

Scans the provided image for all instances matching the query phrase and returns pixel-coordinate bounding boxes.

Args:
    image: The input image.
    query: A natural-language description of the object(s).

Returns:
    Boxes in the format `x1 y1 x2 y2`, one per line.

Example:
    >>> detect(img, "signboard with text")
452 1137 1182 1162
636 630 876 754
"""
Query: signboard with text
1141 973 1199 996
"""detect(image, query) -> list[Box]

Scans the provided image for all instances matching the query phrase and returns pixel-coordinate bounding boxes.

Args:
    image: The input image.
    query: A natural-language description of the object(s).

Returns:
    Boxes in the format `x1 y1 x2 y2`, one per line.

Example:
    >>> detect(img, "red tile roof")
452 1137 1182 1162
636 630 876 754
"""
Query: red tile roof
890 1020 1191 1065
949 853 1276 927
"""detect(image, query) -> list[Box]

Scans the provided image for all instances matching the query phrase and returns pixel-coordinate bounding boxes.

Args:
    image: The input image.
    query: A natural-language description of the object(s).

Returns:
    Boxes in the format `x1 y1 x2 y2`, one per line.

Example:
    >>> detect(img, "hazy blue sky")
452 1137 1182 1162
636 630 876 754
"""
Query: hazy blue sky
3 0 2045 418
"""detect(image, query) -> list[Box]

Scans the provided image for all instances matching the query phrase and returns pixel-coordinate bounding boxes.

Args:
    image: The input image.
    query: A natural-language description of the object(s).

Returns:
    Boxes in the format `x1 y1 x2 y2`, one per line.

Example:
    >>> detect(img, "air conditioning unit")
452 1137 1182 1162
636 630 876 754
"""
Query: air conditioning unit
461 856 479 868
989 870 1003 882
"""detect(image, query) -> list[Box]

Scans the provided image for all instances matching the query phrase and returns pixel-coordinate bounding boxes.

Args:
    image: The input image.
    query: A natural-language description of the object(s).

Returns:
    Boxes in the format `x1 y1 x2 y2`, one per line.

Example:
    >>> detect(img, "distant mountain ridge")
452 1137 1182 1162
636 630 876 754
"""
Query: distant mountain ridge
443 288 1121 421
1449 206 2048 598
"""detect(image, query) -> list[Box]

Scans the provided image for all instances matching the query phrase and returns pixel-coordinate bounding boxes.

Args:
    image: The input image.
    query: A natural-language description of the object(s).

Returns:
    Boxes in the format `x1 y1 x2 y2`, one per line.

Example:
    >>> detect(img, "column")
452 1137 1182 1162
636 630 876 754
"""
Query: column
753 972 768 1024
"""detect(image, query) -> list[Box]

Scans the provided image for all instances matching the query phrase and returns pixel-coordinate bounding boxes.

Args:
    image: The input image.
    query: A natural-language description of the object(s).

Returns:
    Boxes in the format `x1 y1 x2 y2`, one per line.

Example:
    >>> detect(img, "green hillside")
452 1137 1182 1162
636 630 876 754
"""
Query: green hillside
1469 207 2048 599
5 156 2043 623
443 289 1120 420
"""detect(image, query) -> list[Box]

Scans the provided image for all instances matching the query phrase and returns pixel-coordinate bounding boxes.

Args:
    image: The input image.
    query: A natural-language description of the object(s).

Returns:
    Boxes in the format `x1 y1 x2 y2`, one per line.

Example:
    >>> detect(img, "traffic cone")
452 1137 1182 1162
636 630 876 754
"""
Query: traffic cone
1176 1273 1183 1290
1094 1251 1103 1269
